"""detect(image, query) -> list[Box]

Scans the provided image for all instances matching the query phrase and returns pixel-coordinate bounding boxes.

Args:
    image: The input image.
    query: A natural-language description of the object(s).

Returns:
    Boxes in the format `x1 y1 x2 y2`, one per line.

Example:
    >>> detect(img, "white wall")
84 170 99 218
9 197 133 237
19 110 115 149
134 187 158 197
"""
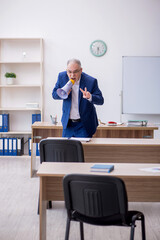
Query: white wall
0 0 160 137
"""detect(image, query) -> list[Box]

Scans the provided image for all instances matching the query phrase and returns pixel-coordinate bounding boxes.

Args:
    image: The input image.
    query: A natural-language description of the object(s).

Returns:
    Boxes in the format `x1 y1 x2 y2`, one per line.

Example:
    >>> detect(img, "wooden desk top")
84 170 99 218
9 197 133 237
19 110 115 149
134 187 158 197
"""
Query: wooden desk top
83 138 160 146
32 121 158 130
45 137 160 146
37 162 160 177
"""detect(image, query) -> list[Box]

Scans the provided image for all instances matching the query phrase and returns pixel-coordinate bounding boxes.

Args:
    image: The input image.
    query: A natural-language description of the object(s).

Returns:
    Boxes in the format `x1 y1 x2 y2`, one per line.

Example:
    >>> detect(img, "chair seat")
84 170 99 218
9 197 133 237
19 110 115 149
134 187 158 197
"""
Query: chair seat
72 210 143 226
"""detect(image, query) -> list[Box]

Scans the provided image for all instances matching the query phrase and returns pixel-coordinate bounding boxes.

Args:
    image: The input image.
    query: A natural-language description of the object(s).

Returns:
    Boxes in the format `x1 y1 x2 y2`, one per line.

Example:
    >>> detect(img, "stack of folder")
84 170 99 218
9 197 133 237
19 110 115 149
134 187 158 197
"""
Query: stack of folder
32 113 41 124
0 114 9 132
127 120 148 127
0 137 24 156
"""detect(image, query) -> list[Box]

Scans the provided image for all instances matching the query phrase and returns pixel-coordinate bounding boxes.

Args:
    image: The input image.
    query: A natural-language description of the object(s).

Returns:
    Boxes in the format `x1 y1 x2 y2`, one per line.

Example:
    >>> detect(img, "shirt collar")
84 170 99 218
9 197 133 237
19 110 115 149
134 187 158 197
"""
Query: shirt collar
74 77 81 85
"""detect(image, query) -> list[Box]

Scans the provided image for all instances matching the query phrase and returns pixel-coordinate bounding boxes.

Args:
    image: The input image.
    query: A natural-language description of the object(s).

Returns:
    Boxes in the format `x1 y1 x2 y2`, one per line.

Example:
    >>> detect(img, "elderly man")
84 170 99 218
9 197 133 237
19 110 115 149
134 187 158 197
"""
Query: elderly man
52 59 104 137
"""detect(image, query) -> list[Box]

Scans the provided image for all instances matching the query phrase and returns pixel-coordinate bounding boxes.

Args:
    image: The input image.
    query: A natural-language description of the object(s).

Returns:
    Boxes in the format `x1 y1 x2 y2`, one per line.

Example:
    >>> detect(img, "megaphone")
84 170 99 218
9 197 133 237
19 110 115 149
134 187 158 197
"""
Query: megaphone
56 79 75 99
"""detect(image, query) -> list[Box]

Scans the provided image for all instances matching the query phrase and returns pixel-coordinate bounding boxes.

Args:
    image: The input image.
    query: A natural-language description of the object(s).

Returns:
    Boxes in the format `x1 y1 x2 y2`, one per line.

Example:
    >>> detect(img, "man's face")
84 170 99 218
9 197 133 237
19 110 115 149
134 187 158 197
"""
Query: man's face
67 62 82 82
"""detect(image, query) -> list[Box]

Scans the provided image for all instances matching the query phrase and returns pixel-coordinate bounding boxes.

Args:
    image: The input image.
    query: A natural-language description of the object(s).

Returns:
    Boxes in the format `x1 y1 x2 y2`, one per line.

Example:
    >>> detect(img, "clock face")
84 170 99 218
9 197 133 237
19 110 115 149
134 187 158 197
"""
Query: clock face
90 40 107 57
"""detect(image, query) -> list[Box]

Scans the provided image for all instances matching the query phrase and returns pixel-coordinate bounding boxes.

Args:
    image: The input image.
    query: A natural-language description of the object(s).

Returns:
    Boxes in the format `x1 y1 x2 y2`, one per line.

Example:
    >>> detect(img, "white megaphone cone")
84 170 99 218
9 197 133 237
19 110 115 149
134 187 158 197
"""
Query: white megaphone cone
56 79 75 99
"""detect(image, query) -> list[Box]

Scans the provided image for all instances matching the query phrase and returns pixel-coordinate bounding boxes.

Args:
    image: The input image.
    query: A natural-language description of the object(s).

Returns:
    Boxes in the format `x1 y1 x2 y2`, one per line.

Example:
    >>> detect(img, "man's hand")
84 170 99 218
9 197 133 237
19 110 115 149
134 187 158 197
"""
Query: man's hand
80 87 91 99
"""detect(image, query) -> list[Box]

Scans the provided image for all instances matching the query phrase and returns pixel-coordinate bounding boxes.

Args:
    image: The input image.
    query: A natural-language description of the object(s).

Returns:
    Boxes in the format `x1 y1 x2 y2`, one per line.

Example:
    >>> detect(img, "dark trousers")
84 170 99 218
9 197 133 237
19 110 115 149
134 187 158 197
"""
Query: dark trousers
62 120 92 138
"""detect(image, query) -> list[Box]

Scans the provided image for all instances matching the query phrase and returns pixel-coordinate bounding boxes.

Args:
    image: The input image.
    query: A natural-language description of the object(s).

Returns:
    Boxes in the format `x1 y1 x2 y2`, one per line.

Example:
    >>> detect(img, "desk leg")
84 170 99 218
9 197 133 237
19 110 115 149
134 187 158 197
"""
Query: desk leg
39 177 47 240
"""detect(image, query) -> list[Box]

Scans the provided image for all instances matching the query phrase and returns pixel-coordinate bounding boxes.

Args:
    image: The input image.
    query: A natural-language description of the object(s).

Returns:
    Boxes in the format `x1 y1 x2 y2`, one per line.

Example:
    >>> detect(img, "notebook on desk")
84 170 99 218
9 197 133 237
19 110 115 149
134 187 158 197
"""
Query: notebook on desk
69 137 91 142
127 120 148 127
90 164 114 173
46 137 91 142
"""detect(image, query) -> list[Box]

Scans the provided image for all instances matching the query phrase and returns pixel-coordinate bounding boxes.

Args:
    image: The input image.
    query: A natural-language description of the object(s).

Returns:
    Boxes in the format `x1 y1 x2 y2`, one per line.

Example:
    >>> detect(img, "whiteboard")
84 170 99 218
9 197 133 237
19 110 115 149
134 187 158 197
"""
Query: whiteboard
122 56 160 114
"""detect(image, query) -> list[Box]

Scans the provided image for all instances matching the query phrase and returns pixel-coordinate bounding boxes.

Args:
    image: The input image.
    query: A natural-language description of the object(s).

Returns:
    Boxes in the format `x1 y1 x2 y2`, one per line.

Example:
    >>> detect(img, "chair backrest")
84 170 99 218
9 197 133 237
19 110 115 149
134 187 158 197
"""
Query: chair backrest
63 174 128 223
39 139 84 163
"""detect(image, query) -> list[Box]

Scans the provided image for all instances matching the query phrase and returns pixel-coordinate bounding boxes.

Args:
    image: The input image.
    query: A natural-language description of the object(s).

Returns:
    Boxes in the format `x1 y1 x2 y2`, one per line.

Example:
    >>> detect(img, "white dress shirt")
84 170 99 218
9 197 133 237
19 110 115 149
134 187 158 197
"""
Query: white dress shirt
69 79 80 120
69 79 92 120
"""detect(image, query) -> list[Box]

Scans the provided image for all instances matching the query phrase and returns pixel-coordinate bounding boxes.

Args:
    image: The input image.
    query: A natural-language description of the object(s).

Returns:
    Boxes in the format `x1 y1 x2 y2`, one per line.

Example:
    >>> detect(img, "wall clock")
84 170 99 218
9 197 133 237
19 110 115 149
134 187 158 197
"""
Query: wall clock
90 40 107 57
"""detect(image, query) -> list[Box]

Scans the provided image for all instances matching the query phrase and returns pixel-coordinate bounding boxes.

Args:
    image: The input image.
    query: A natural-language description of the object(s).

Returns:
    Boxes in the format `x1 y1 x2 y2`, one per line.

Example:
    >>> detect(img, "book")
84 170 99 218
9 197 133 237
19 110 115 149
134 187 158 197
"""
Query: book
36 142 40 156
90 164 114 173
36 113 41 122
8 138 12 156
17 137 24 156
32 113 41 124
32 114 37 124
12 138 17 156
0 138 4 155
4 138 9 155
28 138 32 156
3 114 9 132
0 114 3 132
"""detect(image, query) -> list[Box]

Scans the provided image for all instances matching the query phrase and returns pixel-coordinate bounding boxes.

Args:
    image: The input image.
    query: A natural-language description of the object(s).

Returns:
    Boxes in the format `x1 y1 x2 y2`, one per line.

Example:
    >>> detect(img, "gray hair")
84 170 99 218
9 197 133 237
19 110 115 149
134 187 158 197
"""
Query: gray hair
67 59 81 67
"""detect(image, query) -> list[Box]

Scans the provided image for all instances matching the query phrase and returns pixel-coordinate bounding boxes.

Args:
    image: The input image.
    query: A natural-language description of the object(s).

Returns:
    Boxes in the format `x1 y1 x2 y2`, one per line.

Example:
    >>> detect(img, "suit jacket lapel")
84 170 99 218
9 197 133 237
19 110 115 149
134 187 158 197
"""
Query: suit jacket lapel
79 74 86 113
79 75 85 101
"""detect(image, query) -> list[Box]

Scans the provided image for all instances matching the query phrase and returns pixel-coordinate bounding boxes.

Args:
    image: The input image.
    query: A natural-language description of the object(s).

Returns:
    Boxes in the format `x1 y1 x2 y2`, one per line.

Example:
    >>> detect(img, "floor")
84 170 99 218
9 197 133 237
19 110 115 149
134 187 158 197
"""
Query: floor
0 157 160 240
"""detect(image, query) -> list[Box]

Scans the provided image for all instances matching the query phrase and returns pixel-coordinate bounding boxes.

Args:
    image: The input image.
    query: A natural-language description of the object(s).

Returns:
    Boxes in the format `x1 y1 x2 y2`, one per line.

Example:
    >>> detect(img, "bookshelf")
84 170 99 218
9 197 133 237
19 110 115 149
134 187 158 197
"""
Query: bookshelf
0 38 43 155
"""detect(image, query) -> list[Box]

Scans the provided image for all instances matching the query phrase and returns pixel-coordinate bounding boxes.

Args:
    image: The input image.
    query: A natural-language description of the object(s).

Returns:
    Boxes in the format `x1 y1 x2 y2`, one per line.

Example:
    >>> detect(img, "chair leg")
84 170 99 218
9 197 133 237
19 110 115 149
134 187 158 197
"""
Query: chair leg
37 194 40 215
130 223 135 240
141 215 146 240
65 218 70 240
48 200 52 209
80 222 84 240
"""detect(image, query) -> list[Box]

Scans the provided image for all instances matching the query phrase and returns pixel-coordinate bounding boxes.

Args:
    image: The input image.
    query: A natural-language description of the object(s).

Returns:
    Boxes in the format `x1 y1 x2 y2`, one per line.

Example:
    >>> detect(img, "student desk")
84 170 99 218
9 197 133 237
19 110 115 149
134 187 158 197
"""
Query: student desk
37 162 160 240
31 122 158 177
32 121 157 139
31 137 160 177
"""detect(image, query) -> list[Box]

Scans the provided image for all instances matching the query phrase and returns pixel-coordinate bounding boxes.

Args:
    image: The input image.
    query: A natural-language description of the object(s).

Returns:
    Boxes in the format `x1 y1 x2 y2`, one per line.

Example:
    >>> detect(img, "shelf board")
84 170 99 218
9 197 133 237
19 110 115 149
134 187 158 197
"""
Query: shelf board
0 131 31 135
0 155 41 159
0 107 41 111
0 85 41 88
0 38 42 40
0 61 41 64
0 155 29 158
0 155 35 158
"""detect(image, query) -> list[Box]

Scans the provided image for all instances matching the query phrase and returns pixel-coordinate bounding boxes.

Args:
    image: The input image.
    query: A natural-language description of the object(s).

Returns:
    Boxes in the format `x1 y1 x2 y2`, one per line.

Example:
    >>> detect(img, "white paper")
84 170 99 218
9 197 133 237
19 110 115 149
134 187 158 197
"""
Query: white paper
69 137 91 142
139 167 160 173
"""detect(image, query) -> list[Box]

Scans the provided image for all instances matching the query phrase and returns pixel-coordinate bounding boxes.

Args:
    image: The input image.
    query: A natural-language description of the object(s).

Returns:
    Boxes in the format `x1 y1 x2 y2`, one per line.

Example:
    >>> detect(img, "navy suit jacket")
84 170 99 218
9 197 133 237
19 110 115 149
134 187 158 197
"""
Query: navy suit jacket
52 71 104 136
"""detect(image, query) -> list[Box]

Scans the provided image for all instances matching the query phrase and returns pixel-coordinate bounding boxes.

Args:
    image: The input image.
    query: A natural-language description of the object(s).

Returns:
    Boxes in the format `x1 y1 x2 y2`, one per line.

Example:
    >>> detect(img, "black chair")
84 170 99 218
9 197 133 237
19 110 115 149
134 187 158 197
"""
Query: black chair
37 139 84 214
39 138 84 163
63 174 146 240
